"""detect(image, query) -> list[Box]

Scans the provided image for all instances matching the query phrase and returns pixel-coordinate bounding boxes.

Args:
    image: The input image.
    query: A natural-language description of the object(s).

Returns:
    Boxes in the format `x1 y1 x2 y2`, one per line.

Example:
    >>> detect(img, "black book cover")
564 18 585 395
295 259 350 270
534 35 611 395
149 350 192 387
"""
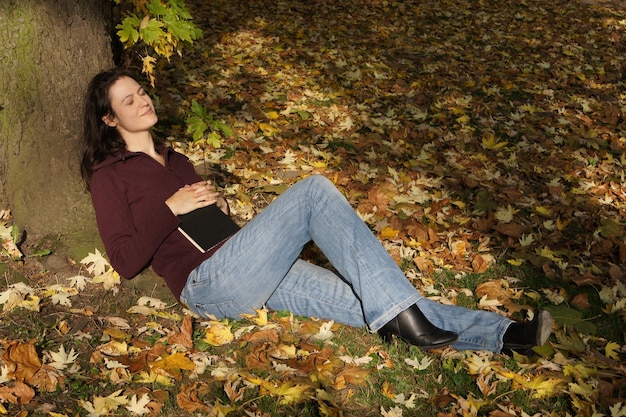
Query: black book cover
178 204 240 253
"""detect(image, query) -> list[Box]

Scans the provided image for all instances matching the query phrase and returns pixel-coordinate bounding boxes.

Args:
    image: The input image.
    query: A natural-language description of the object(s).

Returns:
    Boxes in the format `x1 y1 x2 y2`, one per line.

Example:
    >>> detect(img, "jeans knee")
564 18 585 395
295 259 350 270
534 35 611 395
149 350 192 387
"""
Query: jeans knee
304 174 334 191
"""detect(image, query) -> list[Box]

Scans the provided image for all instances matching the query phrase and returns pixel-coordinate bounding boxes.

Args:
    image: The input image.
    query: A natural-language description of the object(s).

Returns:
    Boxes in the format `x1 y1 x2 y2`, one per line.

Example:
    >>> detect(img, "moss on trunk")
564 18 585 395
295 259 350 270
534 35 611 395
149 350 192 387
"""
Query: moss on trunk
0 0 114 259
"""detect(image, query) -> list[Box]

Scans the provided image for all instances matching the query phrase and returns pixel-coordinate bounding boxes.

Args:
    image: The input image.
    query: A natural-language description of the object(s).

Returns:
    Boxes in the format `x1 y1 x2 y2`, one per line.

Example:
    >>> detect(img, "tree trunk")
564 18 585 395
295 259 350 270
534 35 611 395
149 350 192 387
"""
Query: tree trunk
0 0 113 258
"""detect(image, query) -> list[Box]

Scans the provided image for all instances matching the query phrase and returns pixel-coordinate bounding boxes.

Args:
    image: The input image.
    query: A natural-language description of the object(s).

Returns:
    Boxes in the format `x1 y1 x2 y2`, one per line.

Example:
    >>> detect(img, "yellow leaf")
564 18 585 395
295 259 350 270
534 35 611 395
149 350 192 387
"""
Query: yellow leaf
245 375 313 404
464 352 493 376
456 115 470 124
380 227 400 240
240 307 268 326
151 352 196 380
556 216 572 231
266 111 280 120
103 328 132 341
152 310 182 321
535 246 561 262
563 363 597 379
92 269 121 291
203 321 234 346
481 133 508 150
534 205 552 217
513 375 565 398
258 122 279 135
605 341 621 360
135 370 174 386
568 380 595 398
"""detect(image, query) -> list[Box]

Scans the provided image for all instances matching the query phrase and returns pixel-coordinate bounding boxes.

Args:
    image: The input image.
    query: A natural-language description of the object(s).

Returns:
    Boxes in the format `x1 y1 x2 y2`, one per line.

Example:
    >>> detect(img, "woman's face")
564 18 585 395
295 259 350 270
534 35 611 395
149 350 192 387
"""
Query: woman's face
103 76 158 137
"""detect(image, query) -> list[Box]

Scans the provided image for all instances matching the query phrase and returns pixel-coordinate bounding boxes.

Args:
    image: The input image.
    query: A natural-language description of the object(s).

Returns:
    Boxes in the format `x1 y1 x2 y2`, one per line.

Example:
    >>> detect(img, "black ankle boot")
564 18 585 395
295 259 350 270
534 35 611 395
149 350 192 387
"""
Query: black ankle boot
378 305 458 350
502 310 553 355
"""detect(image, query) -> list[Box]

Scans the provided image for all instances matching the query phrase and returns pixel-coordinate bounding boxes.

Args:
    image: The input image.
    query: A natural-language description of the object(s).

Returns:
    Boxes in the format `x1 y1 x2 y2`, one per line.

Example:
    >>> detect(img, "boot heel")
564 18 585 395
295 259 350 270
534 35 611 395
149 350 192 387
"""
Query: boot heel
379 330 393 344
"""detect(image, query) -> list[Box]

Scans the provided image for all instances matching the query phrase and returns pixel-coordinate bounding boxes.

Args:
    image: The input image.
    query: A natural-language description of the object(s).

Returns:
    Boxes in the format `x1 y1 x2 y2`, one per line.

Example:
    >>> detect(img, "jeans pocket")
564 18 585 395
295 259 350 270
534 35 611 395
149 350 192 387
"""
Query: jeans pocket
192 300 250 320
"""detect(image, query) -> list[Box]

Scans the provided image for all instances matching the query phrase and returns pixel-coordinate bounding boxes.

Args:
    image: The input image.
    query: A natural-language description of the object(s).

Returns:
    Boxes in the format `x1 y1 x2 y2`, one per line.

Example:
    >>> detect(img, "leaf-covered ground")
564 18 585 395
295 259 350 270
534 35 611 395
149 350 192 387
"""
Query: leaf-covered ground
2 0 626 415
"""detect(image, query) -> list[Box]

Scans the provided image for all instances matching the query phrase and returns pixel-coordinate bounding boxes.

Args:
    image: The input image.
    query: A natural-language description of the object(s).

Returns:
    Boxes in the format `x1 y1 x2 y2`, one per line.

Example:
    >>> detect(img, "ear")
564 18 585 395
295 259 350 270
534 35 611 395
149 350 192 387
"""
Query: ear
102 114 117 128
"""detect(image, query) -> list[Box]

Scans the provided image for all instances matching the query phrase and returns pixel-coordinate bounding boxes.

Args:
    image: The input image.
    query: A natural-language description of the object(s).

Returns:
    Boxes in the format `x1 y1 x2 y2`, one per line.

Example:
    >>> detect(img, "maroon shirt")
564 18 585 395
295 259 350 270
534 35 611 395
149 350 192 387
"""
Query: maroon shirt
90 146 215 300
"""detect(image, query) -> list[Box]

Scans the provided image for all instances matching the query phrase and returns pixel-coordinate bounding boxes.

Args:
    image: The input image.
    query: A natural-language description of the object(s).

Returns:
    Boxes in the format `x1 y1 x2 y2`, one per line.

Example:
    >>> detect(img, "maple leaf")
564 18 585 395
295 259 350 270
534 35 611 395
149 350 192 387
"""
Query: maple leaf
80 249 109 276
495 204 518 223
464 352 493 376
455 392 488 417
136 370 174 386
481 133 508 150
67 274 91 291
47 345 79 370
513 375 566 398
404 355 433 370
125 393 151 416
245 376 313 404
92 269 121 291
240 307 269 326
381 406 404 417
610 402 626 417
202 321 234 346
79 389 129 417
0 283 39 312
392 392 417 408
312 320 335 341
151 352 196 380
605 341 620 360
0 365 9 383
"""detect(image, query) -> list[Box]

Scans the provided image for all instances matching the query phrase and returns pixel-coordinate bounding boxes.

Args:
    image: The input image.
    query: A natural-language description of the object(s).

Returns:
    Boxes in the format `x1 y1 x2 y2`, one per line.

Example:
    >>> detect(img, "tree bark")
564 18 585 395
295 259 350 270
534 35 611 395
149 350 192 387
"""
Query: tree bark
0 0 113 257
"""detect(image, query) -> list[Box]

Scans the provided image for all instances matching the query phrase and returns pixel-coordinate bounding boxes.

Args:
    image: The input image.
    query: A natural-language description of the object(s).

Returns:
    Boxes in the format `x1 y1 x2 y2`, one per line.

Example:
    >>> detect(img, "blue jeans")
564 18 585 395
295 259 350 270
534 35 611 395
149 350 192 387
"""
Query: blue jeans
180 175 512 352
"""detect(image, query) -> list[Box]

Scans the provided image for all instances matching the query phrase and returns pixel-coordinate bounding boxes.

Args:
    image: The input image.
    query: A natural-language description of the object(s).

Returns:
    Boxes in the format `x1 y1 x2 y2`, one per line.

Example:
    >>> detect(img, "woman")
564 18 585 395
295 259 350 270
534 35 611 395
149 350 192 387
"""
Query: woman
81 68 552 354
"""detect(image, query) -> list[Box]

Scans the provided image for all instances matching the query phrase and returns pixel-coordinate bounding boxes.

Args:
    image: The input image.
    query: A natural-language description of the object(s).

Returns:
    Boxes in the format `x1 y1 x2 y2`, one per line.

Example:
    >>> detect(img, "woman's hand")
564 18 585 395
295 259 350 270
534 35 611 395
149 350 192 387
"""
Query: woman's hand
165 181 229 216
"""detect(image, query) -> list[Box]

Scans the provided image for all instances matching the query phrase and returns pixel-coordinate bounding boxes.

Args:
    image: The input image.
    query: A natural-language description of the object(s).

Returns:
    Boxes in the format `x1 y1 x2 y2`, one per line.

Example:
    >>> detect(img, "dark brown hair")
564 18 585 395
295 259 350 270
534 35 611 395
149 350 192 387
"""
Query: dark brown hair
80 68 135 188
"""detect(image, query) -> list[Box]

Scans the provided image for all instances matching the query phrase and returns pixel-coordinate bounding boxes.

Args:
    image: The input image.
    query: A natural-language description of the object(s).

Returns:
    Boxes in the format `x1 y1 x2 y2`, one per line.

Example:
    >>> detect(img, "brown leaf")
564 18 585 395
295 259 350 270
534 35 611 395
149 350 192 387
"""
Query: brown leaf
245 342 273 370
240 329 280 344
168 314 193 348
176 382 211 413
28 365 65 392
332 366 370 389
0 381 35 405
571 293 591 309
413 255 434 274
571 271 603 287
608 264 624 282
224 377 246 403
475 280 514 304
472 254 494 274
493 222 527 238
3 340 42 383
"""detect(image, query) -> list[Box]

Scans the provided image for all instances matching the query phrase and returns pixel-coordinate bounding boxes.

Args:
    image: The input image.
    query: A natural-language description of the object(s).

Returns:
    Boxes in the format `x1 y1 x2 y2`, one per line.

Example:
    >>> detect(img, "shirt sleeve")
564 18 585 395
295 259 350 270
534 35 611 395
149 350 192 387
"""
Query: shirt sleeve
90 169 181 279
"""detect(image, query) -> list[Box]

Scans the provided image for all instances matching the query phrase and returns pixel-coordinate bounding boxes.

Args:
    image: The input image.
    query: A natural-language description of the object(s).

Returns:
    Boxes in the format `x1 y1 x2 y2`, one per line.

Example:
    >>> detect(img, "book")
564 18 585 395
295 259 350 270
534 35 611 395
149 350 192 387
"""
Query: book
178 204 240 253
